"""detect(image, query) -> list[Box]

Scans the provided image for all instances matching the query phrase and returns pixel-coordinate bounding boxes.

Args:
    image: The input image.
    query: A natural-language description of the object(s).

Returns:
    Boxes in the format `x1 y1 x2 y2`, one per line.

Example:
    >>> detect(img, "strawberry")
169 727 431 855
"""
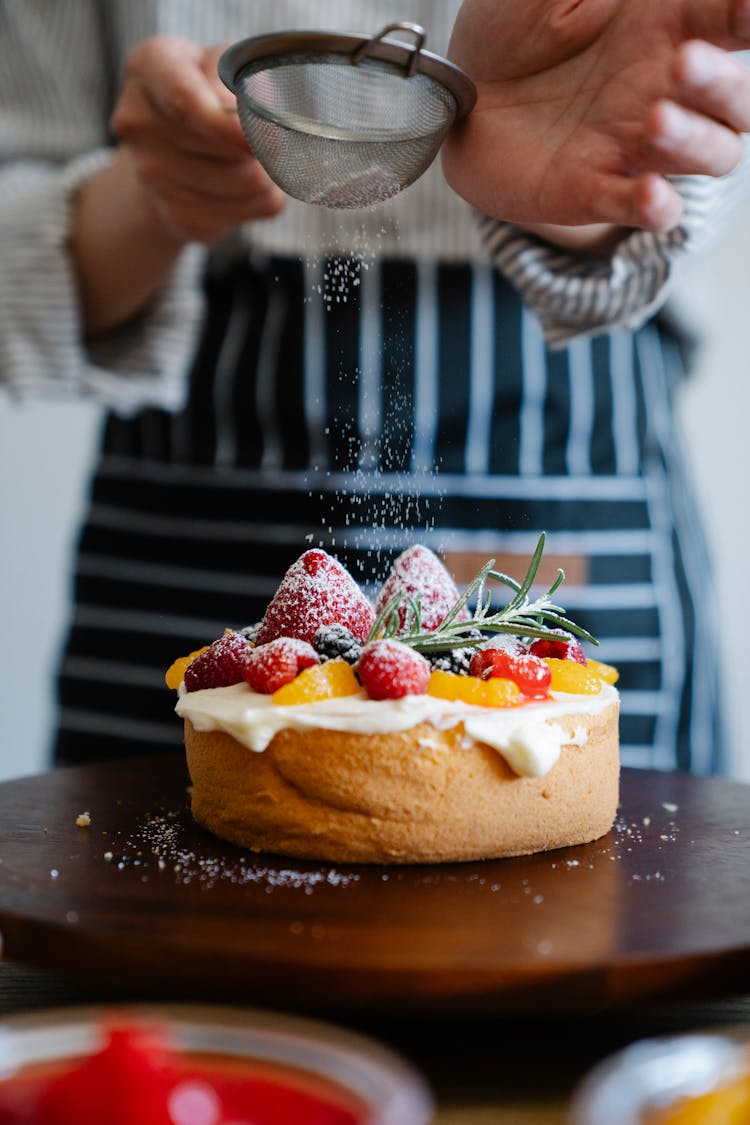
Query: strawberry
243 637 319 694
529 633 587 665
357 639 430 700
255 550 375 647
183 632 250 692
470 647 551 698
374 546 469 633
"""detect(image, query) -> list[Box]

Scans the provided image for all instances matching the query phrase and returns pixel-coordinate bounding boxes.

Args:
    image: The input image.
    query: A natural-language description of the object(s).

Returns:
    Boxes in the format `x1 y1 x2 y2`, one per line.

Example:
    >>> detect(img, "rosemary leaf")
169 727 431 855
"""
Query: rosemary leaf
368 532 598 654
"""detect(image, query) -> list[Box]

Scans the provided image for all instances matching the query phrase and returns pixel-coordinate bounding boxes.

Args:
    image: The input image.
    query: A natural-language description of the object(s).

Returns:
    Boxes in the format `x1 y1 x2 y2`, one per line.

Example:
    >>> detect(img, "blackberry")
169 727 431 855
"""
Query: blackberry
239 622 262 645
313 623 363 664
429 647 475 675
428 630 485 676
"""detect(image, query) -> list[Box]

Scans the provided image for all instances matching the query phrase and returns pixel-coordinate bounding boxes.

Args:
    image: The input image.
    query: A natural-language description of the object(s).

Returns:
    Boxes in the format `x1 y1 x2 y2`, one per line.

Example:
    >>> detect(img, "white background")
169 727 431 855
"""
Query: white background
1 214 749 784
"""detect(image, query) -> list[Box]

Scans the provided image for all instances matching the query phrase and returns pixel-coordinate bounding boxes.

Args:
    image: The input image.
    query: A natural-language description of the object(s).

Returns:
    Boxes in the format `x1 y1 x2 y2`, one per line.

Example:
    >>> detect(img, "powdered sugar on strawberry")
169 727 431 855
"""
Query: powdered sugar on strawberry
244 638 319 694
255 550 375 647
357 639 431 701
375 545 470 633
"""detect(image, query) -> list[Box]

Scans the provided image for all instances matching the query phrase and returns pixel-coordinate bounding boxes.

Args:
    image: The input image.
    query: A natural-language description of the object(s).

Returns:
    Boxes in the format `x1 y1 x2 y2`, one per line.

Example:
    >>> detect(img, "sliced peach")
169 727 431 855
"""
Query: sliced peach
427 669 522 708
544 658 604 695
272 659 360 705
586 657 619 684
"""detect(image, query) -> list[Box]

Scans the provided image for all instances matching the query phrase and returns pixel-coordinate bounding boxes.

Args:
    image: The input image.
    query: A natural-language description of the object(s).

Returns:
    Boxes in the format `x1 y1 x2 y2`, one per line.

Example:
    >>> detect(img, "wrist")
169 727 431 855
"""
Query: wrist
518 222 628 256
71 147 188 336
110 146 189 253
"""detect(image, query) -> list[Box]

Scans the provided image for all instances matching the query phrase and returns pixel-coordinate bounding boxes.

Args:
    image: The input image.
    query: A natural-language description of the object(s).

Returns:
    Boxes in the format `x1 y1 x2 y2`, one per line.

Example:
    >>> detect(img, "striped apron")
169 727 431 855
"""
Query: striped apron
54 250 723 775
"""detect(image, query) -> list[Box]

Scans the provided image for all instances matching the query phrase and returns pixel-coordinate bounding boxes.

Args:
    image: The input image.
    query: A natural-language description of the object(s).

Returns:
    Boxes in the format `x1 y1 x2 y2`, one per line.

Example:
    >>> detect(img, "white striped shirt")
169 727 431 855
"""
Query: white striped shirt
1 0 747 415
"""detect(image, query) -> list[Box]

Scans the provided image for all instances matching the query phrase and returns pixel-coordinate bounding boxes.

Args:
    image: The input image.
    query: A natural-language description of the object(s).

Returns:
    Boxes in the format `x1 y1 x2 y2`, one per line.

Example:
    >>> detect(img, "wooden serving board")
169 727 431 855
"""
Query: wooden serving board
0 756 748 1014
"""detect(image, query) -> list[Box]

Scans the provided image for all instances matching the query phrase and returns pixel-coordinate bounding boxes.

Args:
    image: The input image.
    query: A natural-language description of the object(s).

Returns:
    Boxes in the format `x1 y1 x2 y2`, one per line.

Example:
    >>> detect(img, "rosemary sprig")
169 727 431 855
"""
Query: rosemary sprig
367 532 597 654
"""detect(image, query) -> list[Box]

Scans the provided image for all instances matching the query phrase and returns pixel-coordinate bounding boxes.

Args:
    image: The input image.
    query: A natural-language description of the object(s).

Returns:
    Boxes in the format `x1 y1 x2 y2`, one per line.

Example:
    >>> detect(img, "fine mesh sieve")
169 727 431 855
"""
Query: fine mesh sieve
218 23 476 209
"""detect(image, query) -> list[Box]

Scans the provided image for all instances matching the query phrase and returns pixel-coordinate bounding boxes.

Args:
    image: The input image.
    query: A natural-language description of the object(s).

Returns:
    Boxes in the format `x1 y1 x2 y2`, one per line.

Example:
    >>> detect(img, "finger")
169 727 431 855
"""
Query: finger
588 171 683 232
137 147 281 203
113 74 247 162
647 99 744 176
201 43 237 109
631 174 684 232
675 40 750 132
126 36 248 152
148 182 286 243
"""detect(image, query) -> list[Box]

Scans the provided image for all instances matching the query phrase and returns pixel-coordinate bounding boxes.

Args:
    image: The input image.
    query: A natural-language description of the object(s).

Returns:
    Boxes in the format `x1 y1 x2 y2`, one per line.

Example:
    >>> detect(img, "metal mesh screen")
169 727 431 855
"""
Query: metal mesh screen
235 53 458 208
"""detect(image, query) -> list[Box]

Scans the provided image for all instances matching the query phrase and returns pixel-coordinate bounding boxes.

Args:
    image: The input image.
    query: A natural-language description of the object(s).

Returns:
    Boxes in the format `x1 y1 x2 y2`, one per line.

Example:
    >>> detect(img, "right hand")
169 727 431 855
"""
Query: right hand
443 0 750 232
111 36 286 244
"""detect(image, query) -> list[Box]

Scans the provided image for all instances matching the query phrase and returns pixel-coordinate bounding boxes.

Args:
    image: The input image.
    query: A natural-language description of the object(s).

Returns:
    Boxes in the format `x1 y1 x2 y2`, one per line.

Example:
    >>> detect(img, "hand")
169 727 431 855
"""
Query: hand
111 36 286 243
442 0 750 232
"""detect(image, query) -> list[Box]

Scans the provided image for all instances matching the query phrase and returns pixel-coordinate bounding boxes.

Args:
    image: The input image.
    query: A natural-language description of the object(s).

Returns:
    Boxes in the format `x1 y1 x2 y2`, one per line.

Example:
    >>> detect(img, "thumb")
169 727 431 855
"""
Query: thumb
202 42 238 110
126 36 228 121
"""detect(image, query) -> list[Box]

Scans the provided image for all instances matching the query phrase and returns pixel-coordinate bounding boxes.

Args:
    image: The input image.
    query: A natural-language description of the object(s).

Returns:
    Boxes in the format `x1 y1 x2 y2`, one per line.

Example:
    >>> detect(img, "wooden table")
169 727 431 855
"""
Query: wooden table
1 757 749 1120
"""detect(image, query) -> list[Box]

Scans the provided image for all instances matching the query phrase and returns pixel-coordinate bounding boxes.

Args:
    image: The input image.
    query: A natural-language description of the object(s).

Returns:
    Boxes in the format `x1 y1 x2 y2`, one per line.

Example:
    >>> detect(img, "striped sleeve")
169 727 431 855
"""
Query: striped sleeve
478 167 750 347
0 0 206 416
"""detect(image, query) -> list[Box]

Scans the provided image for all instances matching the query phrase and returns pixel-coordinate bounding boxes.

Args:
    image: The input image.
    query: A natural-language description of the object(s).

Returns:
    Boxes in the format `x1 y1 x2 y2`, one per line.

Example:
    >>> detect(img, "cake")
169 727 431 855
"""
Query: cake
170 535 620 864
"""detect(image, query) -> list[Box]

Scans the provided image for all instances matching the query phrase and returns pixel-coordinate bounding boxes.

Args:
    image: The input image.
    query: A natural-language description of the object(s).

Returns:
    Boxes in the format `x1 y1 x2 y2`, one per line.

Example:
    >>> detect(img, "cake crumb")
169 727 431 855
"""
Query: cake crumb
75 811 91 828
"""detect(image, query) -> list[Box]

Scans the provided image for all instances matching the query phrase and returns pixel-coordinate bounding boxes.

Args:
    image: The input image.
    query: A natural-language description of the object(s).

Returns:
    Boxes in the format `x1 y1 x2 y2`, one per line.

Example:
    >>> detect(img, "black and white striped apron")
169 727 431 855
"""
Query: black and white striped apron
53 251 723 775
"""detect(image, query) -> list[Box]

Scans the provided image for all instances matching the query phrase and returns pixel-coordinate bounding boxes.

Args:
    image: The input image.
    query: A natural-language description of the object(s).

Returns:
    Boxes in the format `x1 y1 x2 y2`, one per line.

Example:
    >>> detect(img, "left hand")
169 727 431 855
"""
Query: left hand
442 0 750 231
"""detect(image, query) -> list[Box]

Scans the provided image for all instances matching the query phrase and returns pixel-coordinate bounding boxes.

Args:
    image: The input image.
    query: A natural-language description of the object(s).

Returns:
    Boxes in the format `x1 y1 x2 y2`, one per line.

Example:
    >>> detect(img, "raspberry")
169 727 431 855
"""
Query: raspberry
313 623 362 664
470 648 551 698
243 637 319 694
374 545 470 633
255 550 375 647
357 639 430 700
183 632 250 692
529 633 587 665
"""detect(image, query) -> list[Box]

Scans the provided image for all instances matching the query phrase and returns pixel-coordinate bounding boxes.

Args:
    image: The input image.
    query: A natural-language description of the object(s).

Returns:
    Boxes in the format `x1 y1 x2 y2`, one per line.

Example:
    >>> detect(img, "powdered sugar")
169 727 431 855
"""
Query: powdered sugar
357 638 430 700
109 809 362 893
375 544 470 632
184 633 250 693
255 549 375 646
244 637 318 694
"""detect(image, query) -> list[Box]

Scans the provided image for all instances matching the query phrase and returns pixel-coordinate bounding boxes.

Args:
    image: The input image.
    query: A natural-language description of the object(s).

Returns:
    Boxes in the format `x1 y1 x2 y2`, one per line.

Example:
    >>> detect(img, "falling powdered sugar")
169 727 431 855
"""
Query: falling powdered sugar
296 219 449 585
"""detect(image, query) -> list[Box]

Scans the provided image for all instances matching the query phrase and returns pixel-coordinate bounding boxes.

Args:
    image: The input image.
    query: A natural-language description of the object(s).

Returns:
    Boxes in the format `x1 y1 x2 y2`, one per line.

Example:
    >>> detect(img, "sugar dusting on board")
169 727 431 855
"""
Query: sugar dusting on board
108 807 361 893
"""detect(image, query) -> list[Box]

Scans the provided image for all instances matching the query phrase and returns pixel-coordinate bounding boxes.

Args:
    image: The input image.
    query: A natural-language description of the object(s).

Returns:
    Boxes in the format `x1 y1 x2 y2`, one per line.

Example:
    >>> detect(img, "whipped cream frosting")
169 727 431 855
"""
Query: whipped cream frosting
176 681 619 778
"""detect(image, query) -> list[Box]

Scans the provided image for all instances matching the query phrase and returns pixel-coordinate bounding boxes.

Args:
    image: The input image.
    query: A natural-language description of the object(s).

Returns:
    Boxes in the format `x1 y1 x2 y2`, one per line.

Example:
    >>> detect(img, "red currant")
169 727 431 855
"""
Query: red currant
469 648 551 698
529 634 587 665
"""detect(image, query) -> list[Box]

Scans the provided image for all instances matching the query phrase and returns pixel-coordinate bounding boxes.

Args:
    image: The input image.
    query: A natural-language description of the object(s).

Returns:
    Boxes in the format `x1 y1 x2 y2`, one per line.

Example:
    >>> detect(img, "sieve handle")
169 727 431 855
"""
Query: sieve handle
351 22 427 78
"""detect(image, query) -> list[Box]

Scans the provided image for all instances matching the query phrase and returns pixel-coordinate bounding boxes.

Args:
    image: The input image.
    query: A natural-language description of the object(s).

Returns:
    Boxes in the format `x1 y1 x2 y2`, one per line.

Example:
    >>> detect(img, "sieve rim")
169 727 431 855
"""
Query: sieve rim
237 57 455 143
218 28 477 120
